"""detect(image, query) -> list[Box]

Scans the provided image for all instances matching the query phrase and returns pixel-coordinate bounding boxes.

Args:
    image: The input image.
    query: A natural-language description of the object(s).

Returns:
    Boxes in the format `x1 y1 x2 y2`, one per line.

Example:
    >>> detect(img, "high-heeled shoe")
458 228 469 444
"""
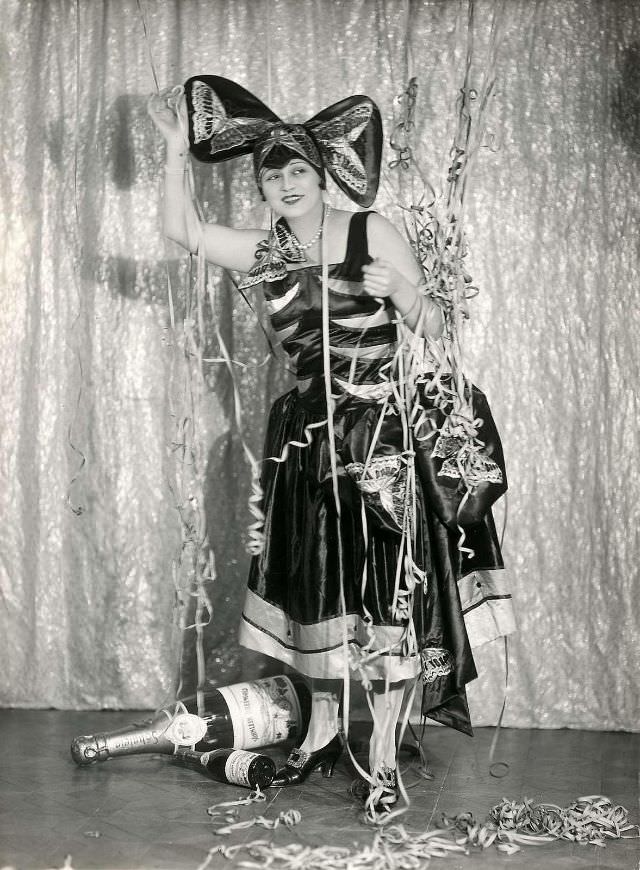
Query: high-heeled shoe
269 733 343 787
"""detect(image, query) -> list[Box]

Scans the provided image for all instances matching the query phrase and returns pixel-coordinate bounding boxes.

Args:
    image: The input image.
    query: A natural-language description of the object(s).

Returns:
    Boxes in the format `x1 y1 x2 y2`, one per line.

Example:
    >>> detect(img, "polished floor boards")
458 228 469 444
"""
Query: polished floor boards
0 710 638 870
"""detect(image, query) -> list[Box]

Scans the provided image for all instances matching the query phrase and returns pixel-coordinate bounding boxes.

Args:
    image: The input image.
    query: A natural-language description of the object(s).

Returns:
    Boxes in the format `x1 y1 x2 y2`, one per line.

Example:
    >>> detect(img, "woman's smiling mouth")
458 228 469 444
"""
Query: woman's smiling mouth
282 195 303 204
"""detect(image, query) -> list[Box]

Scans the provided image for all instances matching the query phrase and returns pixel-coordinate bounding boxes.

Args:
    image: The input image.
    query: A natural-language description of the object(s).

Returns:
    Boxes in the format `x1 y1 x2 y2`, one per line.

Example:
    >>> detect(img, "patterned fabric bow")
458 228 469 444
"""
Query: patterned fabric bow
183 75 382 207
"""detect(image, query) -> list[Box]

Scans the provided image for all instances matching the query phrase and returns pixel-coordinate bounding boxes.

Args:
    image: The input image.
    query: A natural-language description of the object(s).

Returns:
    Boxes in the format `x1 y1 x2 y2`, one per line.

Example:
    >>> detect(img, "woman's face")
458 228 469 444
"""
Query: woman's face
260 159 323 218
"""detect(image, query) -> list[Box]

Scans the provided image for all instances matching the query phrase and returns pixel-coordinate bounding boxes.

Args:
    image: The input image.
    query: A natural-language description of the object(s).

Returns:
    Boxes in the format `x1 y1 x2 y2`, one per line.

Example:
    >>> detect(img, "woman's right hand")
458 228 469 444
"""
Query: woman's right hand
147 87 188 150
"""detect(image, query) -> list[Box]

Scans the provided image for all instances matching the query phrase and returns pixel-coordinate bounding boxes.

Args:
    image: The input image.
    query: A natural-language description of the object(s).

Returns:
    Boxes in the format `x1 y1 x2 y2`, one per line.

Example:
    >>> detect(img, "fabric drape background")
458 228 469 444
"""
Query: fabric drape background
1 0 638 731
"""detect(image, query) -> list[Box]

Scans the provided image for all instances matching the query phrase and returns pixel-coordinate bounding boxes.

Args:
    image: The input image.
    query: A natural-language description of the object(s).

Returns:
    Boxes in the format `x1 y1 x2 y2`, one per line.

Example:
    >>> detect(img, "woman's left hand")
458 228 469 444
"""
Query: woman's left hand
148 87 188 147
361 258 405 299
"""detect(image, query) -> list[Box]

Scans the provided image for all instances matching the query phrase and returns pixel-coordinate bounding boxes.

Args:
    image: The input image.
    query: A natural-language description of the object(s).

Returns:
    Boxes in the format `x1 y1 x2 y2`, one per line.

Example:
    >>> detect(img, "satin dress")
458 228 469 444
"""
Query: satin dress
238 211 507 734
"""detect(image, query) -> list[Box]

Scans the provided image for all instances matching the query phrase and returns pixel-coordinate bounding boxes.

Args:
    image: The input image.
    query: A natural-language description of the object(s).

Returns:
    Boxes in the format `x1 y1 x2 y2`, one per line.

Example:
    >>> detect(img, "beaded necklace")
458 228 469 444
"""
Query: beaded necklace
290 204 331 253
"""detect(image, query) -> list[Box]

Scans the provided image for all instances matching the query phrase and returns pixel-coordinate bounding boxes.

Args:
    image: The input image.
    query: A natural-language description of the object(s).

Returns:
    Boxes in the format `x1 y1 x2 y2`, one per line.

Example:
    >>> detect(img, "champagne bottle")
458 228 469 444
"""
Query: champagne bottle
71 674 310 765
173 747 276 789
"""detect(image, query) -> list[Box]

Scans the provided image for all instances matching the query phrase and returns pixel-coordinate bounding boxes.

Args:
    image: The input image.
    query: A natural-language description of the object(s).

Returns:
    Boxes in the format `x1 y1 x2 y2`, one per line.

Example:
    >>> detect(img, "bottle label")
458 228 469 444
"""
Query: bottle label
163 713 208 747
217 676 303 749
223 750 258 787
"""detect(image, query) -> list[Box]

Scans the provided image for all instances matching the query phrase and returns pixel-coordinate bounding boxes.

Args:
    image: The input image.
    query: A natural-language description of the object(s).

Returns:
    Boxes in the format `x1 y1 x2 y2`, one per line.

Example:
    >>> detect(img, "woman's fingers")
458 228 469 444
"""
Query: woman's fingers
147 93 171 120
166 87 184 114
147 87 183 119
146 89 189 147
362 259 396 297
363 258 389 273
362 260 394 280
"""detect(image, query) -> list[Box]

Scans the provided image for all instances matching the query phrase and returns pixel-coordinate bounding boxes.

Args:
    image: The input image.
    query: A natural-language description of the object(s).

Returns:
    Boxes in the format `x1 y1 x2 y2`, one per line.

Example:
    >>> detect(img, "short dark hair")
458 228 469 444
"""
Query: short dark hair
258 146 326 190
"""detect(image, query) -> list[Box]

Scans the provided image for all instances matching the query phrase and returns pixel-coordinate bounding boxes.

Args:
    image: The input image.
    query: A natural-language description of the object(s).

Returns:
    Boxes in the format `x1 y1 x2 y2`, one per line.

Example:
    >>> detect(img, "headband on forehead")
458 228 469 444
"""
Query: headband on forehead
252 125 324 183
183 74 383 208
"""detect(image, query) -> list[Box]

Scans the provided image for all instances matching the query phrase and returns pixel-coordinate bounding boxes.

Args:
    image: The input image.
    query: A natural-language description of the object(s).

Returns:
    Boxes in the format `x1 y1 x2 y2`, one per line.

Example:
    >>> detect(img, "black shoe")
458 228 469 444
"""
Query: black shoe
270 733 343 787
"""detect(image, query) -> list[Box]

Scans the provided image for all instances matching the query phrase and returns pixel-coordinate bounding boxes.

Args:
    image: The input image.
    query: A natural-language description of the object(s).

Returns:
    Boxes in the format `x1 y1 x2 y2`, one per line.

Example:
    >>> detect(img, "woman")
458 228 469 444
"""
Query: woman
148 75 507 813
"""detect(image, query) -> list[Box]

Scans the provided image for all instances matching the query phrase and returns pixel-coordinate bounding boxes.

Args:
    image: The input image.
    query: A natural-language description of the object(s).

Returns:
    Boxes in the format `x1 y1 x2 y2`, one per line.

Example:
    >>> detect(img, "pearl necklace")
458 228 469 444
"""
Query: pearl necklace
292 204 331 251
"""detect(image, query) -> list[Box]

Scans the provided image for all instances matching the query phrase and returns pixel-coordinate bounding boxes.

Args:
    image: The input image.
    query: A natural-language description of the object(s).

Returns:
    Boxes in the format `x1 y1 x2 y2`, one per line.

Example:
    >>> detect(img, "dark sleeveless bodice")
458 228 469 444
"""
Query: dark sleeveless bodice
263 211 397 411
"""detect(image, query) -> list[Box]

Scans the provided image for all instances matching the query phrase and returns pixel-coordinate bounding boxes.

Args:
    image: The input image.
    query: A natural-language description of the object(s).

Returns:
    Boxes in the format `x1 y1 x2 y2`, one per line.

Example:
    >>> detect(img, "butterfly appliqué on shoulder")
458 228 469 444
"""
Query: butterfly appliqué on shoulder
237 221 305 291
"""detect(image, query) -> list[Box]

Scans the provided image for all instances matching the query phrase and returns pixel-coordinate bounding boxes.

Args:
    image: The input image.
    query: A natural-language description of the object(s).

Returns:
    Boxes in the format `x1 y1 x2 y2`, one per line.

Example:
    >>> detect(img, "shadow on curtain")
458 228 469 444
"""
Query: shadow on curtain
1 0 639 732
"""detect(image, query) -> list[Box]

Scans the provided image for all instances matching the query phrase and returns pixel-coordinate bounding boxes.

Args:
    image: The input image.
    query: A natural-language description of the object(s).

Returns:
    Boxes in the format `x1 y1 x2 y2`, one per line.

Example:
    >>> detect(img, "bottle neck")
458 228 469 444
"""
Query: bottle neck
173 747 203 765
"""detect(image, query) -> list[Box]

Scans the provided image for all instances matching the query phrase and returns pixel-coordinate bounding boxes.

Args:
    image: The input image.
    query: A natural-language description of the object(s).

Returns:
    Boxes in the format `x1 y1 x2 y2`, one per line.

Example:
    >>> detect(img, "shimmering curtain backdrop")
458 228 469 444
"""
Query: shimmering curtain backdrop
1 0 638 731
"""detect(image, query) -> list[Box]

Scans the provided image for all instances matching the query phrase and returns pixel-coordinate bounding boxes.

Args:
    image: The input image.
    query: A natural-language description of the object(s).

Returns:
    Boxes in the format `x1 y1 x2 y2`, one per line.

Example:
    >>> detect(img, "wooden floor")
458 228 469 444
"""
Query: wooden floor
0 710 638 870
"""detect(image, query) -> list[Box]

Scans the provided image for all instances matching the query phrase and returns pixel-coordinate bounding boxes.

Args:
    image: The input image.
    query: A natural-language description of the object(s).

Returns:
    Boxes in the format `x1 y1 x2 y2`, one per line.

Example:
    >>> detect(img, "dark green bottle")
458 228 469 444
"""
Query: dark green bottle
173 746 276 789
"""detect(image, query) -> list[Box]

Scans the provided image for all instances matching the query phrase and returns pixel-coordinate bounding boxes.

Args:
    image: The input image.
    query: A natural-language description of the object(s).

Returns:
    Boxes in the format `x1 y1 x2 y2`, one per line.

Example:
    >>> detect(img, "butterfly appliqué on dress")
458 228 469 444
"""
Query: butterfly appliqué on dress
431 419 503 488
191 81 272 157
345 454 407 533
237 219 308 291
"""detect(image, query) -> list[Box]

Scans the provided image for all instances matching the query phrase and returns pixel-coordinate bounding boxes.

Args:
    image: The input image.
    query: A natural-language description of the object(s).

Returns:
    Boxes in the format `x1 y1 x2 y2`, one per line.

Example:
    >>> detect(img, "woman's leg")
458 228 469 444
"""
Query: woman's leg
369 680 406 773
298 678 341 753
270 677 342 786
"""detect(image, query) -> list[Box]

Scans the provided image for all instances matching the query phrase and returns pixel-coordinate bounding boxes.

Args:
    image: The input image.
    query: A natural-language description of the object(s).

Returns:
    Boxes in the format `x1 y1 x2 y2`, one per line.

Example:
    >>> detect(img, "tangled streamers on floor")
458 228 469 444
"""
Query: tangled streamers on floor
0 710 638 869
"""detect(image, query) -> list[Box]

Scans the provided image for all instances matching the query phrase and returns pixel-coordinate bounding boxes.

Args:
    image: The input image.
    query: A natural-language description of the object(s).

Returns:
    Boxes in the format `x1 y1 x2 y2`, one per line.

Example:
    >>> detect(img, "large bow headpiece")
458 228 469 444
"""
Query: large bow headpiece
183 75 383 208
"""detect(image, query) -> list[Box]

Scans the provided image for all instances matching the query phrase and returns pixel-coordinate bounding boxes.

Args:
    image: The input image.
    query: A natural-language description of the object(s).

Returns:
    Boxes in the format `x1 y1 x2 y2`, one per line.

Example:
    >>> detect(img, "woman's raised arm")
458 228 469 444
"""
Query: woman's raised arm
147 89 265 273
